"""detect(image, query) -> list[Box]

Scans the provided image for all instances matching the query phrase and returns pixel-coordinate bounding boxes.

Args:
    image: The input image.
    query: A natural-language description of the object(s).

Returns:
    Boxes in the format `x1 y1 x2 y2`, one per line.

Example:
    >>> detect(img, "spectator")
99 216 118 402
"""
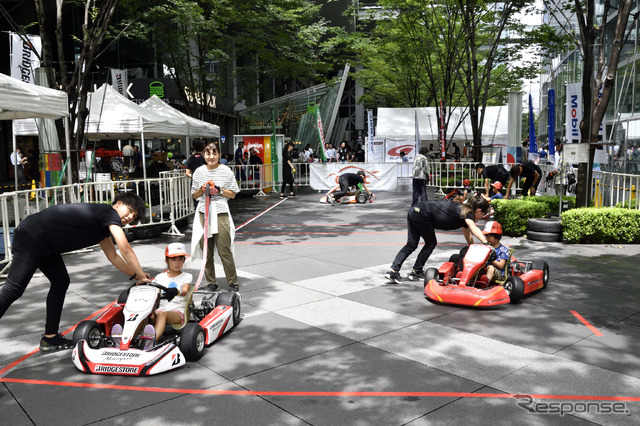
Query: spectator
412 146 430 206
355 143 365 162
505 162 542 199
132 145 142 169
10 146 28 187
453 143 461 161
400 151 409 162
337 142 351 163
185 140 206 178
280 142 297 198
327 143 337 162
249 147 263 181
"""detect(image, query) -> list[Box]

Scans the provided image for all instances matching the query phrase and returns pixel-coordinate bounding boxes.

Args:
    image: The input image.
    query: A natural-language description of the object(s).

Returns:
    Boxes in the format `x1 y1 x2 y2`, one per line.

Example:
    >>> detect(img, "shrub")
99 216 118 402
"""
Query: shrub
491 199 548 237
522 195 575 214
561 208 640 243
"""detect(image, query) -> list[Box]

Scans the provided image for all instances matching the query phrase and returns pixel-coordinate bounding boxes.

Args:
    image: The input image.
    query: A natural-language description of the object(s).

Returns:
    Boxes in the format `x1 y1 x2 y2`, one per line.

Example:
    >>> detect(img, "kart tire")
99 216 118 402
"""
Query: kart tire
180 323 206 361
424 267 439 289
530 260 550 288
528 218 561 233
73 320 103 349
216 291 241 325
356 193 367 203
504 276 525 304
527 230 561 242
448 254 460 265
117 289 129 304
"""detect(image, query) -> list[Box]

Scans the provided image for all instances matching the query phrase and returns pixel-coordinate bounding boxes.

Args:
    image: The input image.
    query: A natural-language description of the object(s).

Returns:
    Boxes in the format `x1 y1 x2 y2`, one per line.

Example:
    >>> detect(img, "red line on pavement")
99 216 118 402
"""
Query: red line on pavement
238 231 407 235
0 303 113 377
571 310 604 336
235 242 467 246
234 199 288 231
0 378 639 402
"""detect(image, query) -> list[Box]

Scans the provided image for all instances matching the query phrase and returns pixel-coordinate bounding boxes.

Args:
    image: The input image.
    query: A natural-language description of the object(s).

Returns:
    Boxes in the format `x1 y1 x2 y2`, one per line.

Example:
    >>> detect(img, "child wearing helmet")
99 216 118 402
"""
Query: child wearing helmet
490 181 504 200
483 221 509 282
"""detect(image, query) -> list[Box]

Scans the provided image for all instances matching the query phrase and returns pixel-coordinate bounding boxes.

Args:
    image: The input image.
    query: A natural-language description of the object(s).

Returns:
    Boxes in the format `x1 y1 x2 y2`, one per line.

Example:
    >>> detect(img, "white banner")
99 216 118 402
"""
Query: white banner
10 33 41 84
309 163 398 191
565 82 581 144
110 69 128 97
384 139 415 162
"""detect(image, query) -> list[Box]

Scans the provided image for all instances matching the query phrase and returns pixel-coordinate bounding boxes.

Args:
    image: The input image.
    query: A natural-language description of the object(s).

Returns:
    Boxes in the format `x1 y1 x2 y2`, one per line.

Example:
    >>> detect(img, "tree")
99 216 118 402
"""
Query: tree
544 0 638 207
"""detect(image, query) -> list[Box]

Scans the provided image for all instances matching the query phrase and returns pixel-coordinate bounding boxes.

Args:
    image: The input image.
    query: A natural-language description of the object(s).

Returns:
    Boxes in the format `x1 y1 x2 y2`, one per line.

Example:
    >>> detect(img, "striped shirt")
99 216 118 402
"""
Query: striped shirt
191 164 240 214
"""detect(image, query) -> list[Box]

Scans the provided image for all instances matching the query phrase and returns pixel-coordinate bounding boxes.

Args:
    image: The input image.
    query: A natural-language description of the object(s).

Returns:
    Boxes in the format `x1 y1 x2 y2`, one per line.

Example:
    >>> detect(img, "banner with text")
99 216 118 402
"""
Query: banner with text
565 82 581 144
110 69 129 97
10 33 42 84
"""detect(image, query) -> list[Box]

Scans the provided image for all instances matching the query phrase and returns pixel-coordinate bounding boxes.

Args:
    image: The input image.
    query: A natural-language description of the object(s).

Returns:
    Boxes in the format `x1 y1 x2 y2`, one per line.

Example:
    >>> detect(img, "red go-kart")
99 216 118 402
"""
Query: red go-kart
423 244 549 307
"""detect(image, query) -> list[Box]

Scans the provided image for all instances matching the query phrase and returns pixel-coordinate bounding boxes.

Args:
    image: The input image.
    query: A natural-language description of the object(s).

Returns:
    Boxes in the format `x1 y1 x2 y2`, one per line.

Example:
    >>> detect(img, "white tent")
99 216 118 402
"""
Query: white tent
84 84 189 179
376 106 509 146
0 72 71 187
141 95 220 159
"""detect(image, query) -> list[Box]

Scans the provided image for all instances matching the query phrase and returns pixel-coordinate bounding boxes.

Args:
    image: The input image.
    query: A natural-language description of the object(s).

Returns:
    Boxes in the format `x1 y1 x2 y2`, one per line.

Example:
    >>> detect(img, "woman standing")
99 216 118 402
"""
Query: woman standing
191 143 241 292
385 195 491 284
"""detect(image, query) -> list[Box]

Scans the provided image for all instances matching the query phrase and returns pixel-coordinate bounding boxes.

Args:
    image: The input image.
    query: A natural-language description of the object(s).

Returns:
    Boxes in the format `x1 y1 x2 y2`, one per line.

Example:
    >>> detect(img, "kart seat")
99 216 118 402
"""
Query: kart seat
494 249 515 286
171 285 195 331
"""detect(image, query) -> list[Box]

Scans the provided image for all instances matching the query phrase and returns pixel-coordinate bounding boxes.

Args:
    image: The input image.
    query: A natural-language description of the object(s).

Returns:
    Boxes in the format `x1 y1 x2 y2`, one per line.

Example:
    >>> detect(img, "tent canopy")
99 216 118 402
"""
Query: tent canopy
0 72 69 120
376 106 509 146
141 96 220 138
84 84 187 139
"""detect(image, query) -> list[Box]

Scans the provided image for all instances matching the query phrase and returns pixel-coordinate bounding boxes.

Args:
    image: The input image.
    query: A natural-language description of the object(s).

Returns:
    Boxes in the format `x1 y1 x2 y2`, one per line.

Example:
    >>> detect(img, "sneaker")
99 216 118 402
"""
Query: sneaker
141 324 155 351
280 193 286 199
289 193 298 198
408 269 425 281
204 282 219 292
384 269 403 284
327 195 337 205
39 333 74 352
111 324 123 347
229 283 239 292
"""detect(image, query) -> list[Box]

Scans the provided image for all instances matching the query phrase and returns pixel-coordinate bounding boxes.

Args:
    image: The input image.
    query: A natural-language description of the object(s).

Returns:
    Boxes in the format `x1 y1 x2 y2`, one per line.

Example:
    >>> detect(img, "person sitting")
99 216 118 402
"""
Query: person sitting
483 221 509 283
490 181 504 200
328 171 371 205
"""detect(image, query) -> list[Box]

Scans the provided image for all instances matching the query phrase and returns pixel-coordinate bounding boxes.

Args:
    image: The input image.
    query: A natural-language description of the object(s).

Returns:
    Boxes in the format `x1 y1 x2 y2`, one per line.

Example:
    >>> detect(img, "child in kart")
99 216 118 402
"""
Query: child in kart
112 243 192 350
482 221 509 283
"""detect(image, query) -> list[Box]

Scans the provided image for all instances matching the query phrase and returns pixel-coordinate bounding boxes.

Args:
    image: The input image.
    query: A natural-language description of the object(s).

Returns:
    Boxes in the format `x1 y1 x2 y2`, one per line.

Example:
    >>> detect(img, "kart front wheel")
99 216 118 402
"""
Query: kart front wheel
73 320 103 349
356 193 367 203
504 276 525 304
530 260 549 288
180 323 206 361
216 291 241 325
424 267 440 289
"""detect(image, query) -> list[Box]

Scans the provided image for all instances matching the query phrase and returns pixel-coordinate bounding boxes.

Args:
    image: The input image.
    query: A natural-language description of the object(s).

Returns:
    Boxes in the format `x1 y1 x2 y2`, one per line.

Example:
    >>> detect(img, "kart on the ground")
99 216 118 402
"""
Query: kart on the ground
320 185 375 204
423 244 548 307
71 282 240 376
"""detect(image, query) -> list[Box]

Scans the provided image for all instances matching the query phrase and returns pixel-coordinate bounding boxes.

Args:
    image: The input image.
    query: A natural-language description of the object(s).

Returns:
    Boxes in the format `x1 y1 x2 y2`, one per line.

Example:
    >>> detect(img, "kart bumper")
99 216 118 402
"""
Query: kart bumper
424 279 510 307
72 340 186 376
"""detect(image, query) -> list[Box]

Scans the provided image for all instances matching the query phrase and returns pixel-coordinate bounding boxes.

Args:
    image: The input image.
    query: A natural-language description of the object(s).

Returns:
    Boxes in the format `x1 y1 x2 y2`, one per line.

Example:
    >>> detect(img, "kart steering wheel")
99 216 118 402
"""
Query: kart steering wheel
142 282 179 300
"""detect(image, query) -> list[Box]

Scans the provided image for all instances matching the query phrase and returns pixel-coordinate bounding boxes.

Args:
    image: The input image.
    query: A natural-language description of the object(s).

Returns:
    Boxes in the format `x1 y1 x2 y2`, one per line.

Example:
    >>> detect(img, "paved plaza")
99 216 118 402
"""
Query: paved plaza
1 186 639 425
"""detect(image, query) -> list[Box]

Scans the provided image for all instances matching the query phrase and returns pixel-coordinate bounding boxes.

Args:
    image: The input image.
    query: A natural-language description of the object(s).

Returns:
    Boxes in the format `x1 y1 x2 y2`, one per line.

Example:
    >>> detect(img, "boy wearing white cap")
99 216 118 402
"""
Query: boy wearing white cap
483 221 509 282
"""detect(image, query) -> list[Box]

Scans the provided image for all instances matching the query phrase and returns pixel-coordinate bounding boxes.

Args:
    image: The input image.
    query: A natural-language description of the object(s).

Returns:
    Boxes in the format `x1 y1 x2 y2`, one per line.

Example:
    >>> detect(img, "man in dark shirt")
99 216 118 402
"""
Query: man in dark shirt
328 171 371 204
475 163 510 197
185 139 206 178
280 142 297 198
505 162 542 199
355 144 365 162
0 192 151 352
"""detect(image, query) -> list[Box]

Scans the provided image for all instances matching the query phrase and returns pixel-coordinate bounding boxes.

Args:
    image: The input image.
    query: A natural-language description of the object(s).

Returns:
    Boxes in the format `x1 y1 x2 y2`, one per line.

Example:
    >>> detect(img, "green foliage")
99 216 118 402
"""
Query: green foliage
522 195 574 214
614 199 640 209
562 208 640 244
491 199 548 237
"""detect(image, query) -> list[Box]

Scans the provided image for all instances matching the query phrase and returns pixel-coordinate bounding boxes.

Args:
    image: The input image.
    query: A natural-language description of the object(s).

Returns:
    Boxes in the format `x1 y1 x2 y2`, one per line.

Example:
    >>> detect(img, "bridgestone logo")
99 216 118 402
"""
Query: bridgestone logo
102 351 141 358
94 365 139 374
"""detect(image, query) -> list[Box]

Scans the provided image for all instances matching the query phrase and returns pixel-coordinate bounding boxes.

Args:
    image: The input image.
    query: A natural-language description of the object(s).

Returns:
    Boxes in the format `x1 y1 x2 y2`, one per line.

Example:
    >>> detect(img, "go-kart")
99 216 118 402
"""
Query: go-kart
71 282 240 376
423 244 548 307
320 185 375 204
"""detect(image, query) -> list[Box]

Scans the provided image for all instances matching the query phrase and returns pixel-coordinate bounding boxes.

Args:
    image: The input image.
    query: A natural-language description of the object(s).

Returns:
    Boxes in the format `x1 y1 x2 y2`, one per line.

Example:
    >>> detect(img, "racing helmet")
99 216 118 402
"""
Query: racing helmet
463 179 471 187
482 221 502 235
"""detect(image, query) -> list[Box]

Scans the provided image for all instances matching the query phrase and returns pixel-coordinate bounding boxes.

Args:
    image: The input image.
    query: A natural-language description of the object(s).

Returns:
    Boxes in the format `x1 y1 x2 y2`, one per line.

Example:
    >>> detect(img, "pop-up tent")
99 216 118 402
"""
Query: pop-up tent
0 72 71 187
141 95 220 158
84 84 190 179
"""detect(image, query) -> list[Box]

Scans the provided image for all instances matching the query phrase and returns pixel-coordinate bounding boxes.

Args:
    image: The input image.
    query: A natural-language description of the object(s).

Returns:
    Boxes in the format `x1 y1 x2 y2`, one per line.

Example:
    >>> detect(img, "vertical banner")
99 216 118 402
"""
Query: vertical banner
528 93 537 153
317 109 328 161
565 82 581 144
110 69 128 97
414 109 421 153
367 109 374 162
548 89 556 155
10 33 42 84
439 100 445 161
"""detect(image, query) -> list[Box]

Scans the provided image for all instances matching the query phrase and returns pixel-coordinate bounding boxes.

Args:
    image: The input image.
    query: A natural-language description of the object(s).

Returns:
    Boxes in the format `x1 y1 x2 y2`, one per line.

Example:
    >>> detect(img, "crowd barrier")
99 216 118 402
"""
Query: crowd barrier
1 161 636 274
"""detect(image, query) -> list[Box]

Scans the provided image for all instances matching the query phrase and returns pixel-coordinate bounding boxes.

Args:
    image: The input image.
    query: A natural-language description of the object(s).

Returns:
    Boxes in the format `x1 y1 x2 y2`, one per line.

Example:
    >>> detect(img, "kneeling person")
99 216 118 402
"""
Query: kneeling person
483 221 509 283
328 170 371 204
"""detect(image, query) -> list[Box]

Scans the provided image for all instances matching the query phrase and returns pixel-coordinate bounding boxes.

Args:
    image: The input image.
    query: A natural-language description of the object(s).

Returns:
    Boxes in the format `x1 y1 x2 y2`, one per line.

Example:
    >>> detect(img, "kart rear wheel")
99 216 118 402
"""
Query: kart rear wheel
216 291 241 325
504 276 525 304
424 267 439 289
73 320 103 349
530 260 549 288
180 323 206 361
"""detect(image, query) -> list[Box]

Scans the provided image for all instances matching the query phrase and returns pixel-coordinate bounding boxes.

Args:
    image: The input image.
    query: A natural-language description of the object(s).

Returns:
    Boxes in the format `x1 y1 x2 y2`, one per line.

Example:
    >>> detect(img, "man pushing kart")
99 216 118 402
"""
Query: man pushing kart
327 170 372 205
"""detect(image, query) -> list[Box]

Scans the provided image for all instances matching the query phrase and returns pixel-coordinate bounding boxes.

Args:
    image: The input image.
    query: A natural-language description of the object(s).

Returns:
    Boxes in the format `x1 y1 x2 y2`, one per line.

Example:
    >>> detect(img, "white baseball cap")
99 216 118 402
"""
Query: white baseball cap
165 243 189 258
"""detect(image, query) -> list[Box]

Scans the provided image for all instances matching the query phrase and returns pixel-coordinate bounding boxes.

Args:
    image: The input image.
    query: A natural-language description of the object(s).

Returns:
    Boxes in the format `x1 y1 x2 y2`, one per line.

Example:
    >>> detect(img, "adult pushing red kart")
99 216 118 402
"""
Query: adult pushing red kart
423 243 549 307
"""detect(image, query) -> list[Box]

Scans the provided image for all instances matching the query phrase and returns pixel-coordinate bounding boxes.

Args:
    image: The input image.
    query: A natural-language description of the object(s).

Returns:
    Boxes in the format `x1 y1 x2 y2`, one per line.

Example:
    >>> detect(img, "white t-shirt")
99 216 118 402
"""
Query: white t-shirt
190 164 240 214
154 271 193 312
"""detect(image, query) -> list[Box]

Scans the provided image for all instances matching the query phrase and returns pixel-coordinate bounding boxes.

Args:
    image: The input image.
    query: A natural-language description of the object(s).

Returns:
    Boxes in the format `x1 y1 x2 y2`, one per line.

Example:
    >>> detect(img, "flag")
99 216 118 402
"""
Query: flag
110 69 128 98
10 33 42 84
548 89 555 155
317 110 327 161
528 94 537 153
415 109 421 152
